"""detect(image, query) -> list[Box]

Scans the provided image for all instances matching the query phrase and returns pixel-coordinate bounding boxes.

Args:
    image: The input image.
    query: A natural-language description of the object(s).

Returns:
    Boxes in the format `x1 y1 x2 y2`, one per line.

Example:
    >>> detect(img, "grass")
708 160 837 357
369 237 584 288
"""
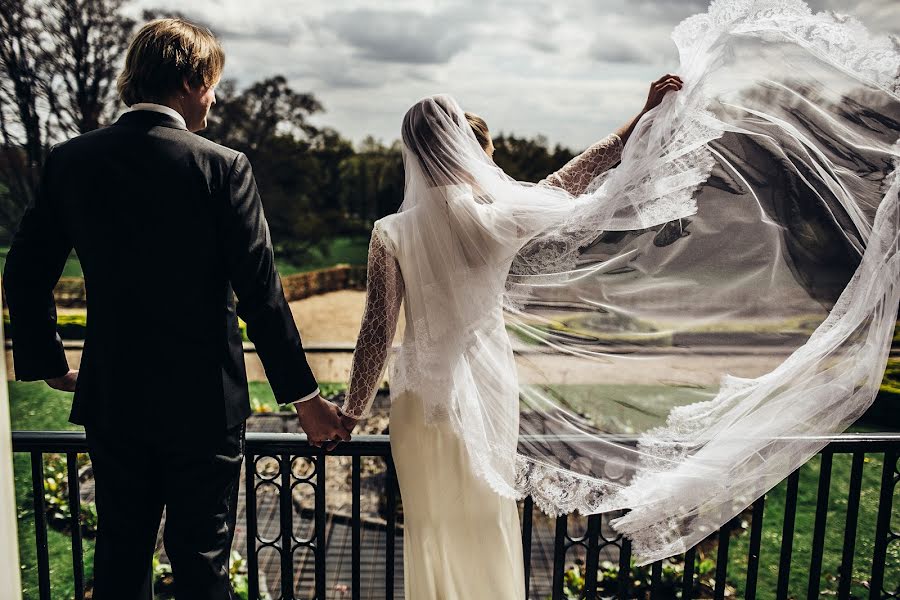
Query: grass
275 236 370 275
725 452 898 598
248 381 347 413
9 382 92 600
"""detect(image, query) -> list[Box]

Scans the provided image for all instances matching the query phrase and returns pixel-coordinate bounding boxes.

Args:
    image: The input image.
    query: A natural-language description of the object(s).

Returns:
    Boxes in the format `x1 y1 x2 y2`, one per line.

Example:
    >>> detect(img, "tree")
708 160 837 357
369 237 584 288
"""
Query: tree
492 133 575 183
0 0 47 227
337 137 404 225
43 0 135 134
0 0 133 230
203 76 323 153
202 76 333 263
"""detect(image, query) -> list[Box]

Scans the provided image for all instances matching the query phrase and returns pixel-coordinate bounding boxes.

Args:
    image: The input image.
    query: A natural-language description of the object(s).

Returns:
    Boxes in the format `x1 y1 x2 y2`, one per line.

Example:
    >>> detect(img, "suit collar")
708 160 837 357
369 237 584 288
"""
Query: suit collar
113 109 189 131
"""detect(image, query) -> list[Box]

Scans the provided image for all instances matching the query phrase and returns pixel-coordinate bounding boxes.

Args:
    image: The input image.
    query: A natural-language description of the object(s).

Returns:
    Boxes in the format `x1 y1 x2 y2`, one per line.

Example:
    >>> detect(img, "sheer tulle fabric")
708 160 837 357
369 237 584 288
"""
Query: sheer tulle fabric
343 0 900 565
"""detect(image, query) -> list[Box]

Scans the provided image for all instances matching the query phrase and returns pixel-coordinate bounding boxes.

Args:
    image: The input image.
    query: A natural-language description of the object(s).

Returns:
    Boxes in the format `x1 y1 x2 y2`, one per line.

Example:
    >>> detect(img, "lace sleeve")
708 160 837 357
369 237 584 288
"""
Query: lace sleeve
340 226 404 419
538 133 623 196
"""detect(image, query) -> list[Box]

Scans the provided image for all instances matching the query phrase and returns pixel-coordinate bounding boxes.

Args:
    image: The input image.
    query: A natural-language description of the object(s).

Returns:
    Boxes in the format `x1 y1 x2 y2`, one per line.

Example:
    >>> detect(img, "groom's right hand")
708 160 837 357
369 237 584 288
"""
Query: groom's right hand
294 394 352 450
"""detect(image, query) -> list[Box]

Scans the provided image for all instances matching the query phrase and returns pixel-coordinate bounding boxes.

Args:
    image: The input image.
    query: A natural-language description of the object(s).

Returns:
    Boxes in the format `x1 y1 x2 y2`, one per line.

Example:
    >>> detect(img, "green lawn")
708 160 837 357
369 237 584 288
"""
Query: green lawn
10 382 92 600
725 452 898 598
0 235 370 282
274 235 370 275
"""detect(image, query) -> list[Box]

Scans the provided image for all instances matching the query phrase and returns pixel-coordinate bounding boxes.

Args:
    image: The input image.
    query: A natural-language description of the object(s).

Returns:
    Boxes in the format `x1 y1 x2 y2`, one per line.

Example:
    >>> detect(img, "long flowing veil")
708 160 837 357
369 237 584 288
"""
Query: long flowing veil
379 0 899 565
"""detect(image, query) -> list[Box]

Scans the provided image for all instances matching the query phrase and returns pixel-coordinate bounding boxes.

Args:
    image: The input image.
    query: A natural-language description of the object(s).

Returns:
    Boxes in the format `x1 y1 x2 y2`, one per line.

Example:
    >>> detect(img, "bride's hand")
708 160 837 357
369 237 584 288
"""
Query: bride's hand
339 412 358 435
642 73 683 113
45 369 79 392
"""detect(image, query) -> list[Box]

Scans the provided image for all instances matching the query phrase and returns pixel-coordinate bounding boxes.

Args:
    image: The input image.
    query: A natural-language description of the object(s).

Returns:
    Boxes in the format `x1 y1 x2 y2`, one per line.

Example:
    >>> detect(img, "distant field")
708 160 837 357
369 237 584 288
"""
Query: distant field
275 235 370 275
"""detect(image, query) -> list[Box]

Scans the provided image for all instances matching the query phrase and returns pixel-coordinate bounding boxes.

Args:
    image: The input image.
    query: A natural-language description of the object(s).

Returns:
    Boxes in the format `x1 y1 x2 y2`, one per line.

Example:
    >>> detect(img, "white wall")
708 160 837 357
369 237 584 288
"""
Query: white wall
0 293 23 598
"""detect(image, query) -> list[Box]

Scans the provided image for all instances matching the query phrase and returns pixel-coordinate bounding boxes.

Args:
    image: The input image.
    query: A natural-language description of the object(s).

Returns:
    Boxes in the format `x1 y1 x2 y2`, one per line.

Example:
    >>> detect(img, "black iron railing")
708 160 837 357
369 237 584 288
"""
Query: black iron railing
11 431 900 600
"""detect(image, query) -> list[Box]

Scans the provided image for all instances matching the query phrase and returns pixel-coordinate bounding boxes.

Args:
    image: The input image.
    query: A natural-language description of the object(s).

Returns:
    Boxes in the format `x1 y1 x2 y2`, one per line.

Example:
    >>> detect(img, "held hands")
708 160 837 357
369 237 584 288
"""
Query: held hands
642 73 683 113
294 394 352 451
45 369 78 392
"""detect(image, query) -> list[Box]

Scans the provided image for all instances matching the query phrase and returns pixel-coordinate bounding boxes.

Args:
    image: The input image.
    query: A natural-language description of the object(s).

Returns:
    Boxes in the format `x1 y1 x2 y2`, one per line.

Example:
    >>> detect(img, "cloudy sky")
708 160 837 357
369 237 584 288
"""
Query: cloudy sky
126 0 898 150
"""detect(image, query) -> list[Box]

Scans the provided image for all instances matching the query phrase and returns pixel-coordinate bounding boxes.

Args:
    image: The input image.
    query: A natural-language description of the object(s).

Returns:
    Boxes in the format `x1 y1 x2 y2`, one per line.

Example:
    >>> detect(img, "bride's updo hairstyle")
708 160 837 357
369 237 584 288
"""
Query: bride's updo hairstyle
401 95 492 186
465 112 491 151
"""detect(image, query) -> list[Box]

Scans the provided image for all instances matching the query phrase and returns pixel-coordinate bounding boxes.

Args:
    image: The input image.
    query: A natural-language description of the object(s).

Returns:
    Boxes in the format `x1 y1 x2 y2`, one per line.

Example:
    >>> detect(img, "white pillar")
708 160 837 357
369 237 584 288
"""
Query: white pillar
0 293 23 598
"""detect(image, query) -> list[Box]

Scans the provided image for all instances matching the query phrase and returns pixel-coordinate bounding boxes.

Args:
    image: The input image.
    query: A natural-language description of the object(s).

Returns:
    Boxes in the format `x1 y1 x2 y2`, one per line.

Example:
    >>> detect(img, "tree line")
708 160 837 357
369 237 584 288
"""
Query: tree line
0 0 578 262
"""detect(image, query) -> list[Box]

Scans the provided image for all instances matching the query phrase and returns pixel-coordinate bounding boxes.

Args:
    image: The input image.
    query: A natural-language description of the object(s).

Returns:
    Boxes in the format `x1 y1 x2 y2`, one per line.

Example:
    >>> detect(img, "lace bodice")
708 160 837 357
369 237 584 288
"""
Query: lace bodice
538 133 623 195
340 225 404 419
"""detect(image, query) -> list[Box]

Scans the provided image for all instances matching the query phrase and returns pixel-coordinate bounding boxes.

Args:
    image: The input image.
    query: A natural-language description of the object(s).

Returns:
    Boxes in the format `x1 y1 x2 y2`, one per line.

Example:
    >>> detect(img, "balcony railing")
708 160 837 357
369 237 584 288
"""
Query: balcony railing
11 431 900 600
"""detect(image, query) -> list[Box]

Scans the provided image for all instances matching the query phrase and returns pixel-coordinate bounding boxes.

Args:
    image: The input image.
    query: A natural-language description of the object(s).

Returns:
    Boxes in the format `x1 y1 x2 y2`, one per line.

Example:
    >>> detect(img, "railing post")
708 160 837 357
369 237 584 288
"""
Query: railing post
583 514 601 598
279 453 293 600
30 452 51 600
315 453 326 600
617 530 632 600
352 455 361 600
521 496 534 599
776 470 800 600
745 496 766 600
66 452 85 600
714 518 732 600
385 456 397 600
246 454 259 600
682 547 696 599
870 449 898 600
838 451 865 600
808 451 833 599
650 561 663 599
551 515 567 600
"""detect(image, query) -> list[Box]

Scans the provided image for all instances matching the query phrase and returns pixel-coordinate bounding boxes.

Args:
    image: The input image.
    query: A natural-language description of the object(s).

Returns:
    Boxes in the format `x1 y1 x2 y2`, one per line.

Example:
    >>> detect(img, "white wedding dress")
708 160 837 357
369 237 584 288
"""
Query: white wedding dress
339 0 899 571
341 134 624 597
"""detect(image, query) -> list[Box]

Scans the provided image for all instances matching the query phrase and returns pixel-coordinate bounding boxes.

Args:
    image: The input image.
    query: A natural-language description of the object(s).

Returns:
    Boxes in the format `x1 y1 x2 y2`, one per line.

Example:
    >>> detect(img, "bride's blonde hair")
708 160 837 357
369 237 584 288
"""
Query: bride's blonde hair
465 112 491 151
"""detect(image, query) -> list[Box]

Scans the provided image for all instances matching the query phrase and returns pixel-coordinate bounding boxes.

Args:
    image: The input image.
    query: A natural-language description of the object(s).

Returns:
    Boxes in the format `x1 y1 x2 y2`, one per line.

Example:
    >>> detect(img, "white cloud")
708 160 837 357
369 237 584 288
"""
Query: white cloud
125 0 896 149
321 8 481 64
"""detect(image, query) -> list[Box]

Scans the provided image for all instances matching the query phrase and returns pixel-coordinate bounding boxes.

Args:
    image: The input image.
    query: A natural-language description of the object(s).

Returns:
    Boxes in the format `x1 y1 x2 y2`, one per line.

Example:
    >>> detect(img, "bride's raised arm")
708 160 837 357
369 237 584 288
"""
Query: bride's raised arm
340 224 404 421
537 133 624 196
538 73 684 196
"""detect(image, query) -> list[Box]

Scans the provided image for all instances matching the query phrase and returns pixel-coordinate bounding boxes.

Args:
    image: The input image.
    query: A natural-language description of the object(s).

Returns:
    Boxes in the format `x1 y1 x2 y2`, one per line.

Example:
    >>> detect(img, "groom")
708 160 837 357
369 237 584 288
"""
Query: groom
3 18 351 600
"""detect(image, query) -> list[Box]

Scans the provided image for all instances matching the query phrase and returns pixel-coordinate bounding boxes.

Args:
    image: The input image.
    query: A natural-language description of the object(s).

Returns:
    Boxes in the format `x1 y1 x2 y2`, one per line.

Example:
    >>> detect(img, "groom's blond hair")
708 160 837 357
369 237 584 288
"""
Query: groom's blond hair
117 18 225 107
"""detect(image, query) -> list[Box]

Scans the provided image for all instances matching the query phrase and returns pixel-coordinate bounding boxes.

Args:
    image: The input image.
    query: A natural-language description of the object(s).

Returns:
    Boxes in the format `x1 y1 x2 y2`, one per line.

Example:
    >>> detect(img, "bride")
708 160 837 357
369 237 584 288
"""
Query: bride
336 0 899 591
338 78 680 597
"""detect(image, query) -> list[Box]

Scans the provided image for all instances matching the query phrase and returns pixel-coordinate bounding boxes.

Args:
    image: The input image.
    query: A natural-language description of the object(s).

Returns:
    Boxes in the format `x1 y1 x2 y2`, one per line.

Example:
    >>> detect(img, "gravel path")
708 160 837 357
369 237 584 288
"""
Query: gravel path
6 291 814 386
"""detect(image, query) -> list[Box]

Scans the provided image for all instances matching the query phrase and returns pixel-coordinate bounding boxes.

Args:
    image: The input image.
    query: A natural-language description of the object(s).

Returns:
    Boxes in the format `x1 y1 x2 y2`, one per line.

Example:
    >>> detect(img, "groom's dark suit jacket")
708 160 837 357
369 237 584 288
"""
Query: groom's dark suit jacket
3 110 318 446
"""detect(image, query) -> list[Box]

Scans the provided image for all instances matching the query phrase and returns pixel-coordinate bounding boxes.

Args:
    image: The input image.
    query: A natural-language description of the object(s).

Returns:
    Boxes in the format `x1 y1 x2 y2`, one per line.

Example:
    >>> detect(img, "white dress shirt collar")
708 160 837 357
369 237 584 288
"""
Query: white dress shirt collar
126 102 188 129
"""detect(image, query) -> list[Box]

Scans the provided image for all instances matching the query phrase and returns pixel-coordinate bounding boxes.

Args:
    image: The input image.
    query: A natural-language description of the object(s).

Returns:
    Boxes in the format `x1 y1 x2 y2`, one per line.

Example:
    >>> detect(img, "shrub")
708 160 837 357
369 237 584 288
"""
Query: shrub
41 452 98 538
152 550 262 599
560 554 729 599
